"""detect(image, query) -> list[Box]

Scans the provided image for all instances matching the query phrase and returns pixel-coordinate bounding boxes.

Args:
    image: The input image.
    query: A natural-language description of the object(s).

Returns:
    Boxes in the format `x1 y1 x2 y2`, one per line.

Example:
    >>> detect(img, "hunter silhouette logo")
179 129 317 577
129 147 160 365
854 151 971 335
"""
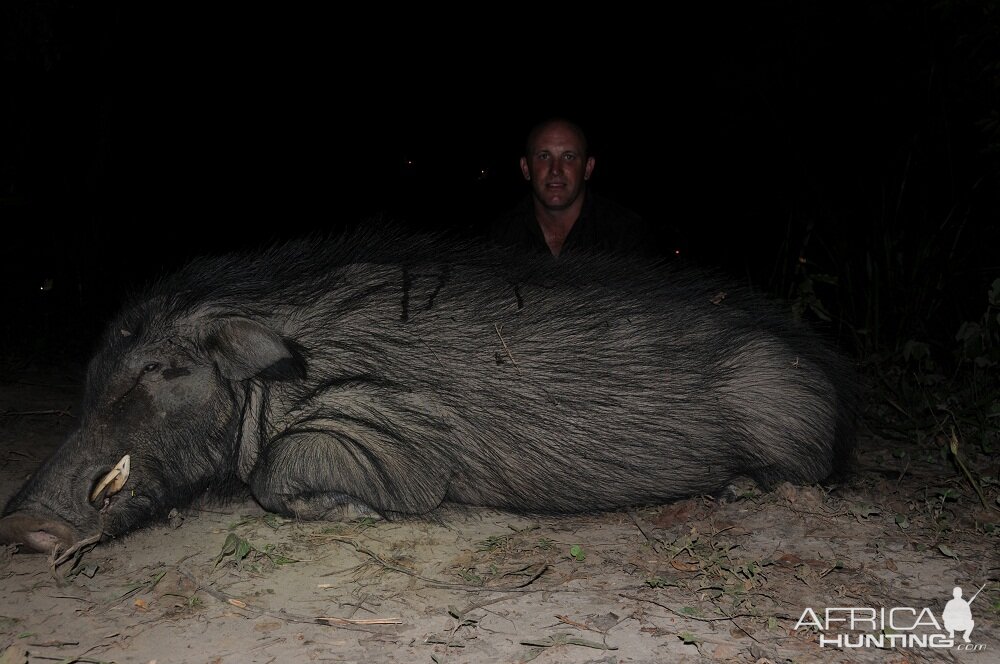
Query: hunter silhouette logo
943 584 985 643
795 583 989 650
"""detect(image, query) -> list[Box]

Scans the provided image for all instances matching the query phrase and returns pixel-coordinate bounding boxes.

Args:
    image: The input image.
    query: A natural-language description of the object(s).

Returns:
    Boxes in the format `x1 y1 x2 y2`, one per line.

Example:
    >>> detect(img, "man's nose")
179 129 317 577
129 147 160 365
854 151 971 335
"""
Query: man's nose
548 159 563 174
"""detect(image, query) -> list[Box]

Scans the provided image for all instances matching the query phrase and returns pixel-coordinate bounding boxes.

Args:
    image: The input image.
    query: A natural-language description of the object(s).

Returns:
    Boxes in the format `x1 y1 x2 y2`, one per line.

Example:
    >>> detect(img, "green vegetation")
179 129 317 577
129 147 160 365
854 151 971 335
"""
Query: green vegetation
213 533 298 571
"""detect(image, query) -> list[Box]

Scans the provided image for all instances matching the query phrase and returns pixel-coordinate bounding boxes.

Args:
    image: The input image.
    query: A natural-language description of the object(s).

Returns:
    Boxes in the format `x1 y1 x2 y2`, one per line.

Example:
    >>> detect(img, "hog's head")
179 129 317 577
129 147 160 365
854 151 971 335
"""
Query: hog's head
0 307 304 554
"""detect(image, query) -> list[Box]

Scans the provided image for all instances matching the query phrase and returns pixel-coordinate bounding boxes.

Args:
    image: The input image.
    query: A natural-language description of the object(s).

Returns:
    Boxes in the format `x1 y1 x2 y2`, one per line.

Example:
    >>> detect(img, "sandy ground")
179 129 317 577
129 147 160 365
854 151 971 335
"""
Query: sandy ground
0 369 997 664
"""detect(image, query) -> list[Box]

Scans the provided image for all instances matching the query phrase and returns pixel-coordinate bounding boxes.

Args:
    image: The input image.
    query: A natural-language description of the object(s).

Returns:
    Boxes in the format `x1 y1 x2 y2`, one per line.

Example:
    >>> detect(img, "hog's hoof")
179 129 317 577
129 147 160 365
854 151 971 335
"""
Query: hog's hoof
715 477 759 503
271 493 382 522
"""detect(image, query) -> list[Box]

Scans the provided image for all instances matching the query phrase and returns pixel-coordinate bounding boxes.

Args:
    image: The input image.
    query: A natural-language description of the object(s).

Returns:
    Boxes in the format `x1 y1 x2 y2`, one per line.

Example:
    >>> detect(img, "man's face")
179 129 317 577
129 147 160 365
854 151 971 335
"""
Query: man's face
520 122 595 211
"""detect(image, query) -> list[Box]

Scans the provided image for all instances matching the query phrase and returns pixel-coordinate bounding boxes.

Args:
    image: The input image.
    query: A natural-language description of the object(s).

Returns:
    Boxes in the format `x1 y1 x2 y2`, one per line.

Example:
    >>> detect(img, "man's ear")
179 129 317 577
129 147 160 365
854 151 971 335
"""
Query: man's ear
520 156 531 180
584 156 596 180
202 317 306 381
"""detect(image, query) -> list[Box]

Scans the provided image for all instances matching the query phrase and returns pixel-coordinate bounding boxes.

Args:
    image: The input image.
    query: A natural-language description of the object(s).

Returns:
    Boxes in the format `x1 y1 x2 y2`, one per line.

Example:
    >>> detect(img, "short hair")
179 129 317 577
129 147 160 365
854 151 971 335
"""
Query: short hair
524 117 589 157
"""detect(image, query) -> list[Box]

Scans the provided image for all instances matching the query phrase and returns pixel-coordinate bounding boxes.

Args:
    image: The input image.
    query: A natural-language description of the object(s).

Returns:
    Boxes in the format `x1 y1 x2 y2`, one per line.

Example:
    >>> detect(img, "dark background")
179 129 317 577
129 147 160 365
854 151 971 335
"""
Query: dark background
2 2 998 366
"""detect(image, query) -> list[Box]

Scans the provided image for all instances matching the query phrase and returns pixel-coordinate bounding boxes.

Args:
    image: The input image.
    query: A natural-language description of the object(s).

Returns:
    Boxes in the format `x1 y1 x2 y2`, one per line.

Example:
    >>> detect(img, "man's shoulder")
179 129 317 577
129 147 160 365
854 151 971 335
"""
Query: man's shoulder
564 191 657 256
589 192 645 226
488 196 538 245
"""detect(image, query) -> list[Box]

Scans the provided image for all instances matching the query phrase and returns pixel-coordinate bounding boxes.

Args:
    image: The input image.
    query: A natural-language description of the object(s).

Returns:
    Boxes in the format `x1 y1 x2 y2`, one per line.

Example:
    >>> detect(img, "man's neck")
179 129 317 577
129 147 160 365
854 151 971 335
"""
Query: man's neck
533 194 586 257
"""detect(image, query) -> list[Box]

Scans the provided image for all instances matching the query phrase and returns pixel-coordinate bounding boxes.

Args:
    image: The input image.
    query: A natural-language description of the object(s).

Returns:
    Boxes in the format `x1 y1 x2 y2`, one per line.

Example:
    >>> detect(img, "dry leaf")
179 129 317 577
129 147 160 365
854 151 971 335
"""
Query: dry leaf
670 559 701 572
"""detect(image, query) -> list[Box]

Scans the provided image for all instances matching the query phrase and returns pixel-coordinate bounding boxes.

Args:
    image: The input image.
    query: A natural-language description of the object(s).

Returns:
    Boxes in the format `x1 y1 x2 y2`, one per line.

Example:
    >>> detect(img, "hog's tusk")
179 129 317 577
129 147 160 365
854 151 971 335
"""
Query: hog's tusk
90 454 131 502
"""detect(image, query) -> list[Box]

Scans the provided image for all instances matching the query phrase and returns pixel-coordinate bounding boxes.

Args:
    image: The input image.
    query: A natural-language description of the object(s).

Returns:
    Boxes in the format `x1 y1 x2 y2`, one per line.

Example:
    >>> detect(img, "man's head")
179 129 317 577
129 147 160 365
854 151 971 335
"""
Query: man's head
520 118 595 212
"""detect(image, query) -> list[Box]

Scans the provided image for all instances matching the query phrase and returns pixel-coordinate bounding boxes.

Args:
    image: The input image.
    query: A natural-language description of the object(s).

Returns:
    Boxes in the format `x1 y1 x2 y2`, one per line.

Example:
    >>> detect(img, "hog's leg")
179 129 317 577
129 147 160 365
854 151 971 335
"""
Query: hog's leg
254 488 382 521
246 431 449 521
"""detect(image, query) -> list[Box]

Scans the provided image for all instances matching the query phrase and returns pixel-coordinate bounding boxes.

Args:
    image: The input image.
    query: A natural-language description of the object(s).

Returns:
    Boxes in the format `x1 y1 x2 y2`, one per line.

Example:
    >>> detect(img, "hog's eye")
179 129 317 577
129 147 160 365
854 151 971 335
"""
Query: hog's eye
143 362 161 374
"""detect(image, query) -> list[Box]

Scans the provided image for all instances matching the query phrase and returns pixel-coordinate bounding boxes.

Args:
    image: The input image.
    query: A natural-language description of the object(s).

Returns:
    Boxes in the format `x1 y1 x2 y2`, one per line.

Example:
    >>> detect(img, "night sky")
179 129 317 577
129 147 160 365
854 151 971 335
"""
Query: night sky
2 2 998 363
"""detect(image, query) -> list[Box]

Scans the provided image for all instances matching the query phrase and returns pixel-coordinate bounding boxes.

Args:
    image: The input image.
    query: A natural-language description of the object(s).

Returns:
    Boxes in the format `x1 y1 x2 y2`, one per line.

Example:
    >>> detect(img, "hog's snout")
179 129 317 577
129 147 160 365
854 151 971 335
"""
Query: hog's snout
0 511 80 554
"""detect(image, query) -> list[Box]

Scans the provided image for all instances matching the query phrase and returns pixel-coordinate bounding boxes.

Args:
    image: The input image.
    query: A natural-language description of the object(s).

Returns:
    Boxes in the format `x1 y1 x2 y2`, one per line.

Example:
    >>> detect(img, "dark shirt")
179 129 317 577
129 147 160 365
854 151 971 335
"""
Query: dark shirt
489 192 652 257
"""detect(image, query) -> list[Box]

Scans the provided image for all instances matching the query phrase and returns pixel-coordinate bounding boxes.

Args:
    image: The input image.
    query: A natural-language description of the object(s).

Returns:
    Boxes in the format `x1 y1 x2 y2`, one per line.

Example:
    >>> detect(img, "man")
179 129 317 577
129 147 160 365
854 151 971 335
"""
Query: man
490 118 651 258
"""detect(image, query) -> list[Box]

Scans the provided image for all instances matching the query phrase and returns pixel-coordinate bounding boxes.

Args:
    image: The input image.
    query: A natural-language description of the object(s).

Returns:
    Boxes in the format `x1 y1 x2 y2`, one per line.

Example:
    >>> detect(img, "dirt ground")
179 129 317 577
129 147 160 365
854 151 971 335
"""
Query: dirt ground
0 368 997 664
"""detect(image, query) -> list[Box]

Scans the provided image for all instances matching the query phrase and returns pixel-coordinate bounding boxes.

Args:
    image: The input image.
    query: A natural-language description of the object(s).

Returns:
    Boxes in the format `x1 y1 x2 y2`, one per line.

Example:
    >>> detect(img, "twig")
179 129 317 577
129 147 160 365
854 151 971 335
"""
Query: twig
49 532 102 575
520 634 617 650
948 428 993 510
314 615 402 626
440 606 480 649
555 614 606 634
0 408 73 418
27 640 108 663
713 604 761 644
455 593 527 616
322 534 550 591
6 450 40 461
494 323 521 375
627 511 661 552
342 591 372 619
620 593 763 624
173 567 396 633
894 458 911 492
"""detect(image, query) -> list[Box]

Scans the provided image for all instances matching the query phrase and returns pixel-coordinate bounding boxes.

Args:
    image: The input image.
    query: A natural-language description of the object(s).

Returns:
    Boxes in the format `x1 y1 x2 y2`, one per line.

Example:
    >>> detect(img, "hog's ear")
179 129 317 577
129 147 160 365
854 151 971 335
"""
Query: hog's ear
203 318 306 381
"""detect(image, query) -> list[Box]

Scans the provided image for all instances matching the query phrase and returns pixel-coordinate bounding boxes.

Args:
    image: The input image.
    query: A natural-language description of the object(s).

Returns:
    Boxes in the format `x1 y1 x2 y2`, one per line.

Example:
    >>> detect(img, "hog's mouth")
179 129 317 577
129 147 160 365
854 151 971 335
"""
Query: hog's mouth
0 454 133 555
